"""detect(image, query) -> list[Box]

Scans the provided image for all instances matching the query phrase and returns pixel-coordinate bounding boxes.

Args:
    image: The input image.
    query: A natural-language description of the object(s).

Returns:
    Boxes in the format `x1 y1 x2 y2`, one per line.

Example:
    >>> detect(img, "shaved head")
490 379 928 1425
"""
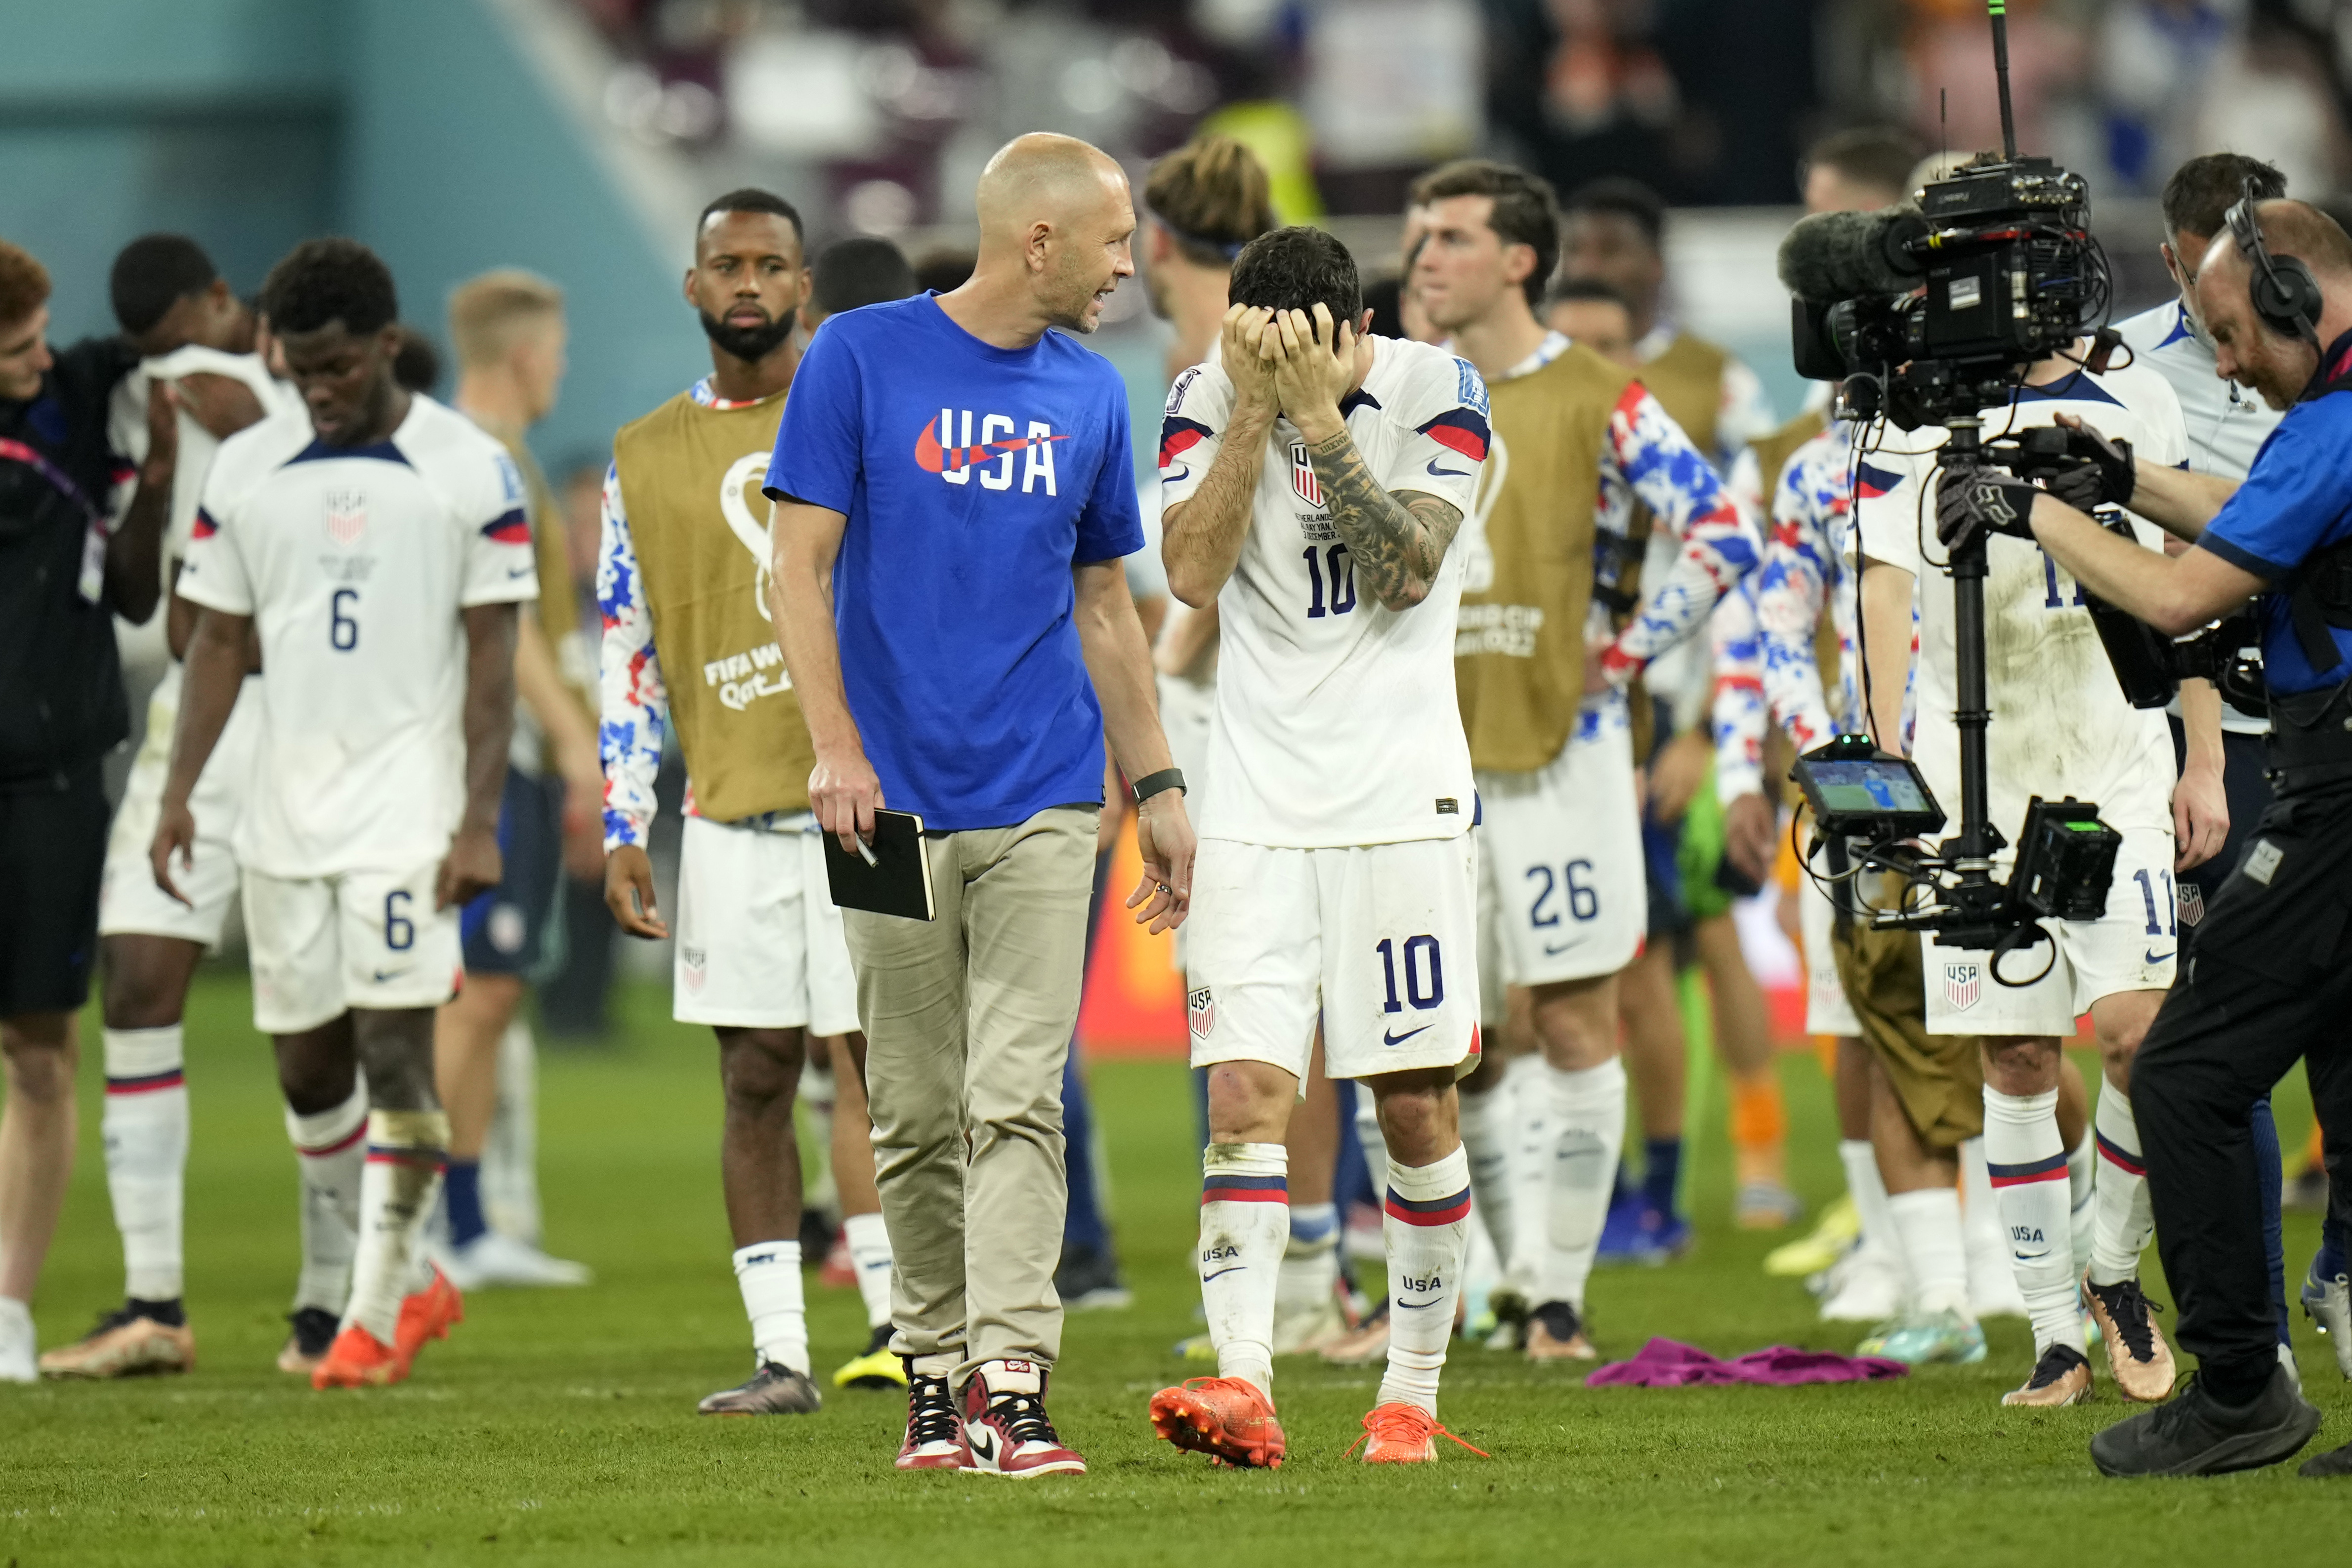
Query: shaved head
957 132 1136 336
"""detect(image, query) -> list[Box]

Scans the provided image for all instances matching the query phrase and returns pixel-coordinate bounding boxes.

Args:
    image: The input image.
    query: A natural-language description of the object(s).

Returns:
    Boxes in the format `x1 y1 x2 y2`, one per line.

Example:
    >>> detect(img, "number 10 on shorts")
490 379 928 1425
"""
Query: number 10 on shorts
1376 935 1445 1013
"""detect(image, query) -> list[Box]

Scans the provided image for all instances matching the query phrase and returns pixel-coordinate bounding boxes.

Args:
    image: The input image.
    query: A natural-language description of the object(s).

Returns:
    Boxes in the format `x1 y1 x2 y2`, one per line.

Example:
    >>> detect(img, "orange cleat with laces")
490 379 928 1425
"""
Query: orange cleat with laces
311 1326 405 1389
1348 1402 1489 1464
394 1268 464 1367
1149 1377 1287 1469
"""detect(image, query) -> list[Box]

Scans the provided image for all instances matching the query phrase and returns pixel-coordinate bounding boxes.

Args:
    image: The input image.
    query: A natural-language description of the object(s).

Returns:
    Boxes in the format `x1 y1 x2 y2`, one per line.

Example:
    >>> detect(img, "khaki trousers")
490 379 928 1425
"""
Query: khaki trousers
841 805 1097 1383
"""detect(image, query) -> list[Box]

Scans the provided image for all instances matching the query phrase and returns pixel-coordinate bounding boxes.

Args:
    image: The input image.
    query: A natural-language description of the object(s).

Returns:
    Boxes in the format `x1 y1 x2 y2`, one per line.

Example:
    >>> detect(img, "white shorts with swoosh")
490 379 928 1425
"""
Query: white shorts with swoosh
242 862 461 1035
1473 717 1644 1023
1186 834 1480 1082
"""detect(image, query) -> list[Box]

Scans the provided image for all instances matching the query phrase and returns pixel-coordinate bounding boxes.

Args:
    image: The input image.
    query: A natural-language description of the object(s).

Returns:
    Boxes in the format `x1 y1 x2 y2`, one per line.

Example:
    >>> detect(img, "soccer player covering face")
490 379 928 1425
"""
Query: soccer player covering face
1413 161 1758 1361
1152 227 1491 1467
154 239 534 1388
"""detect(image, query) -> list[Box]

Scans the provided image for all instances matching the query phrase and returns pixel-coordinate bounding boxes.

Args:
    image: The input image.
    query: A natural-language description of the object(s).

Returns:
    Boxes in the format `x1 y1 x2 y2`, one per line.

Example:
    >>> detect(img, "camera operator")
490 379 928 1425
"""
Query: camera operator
1858 282 2211 1410
1963 196 2352 1478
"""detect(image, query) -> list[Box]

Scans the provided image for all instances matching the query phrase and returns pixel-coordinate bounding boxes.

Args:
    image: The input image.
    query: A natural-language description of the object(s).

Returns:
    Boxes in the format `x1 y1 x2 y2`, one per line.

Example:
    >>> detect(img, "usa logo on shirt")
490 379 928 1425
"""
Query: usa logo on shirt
1943 962 1980 1012
324 487 367 546
1290 442 1323 508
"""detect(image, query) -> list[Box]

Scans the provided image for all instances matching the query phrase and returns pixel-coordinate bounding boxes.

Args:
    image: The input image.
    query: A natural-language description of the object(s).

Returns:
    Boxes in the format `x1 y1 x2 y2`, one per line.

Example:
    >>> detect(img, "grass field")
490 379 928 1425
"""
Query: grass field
4 967 2347 1567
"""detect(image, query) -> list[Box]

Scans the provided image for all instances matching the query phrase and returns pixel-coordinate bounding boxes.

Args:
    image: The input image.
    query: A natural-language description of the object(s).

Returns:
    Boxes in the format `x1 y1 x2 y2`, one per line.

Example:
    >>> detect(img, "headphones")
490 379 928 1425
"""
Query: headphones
2225 178 2322 346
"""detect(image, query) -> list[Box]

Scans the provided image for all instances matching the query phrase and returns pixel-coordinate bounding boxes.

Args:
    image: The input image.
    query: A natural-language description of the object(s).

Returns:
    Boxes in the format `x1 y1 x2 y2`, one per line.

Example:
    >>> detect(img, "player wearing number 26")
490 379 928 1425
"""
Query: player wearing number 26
1152 225 1492 1467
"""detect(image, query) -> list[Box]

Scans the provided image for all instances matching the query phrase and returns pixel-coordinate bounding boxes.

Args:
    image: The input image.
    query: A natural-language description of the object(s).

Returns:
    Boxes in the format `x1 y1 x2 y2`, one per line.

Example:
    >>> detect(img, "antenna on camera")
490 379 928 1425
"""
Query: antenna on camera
1988 0 2018 161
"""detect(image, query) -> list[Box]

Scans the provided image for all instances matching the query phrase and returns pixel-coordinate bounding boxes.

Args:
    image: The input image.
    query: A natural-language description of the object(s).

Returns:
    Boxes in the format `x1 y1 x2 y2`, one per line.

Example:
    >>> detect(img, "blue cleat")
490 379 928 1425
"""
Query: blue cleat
1865 1308 1987 1366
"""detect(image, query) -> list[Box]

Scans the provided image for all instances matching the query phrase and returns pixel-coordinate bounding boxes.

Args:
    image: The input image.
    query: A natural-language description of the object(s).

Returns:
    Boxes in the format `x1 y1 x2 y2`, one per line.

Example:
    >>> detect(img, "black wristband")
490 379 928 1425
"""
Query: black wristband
1132 767 1186 805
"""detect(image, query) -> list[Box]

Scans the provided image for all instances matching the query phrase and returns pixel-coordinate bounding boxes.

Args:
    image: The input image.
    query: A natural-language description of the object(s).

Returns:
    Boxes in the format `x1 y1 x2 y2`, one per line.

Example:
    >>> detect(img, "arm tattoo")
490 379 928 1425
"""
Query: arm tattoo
1164 404 1275 603
1305 427 1463 610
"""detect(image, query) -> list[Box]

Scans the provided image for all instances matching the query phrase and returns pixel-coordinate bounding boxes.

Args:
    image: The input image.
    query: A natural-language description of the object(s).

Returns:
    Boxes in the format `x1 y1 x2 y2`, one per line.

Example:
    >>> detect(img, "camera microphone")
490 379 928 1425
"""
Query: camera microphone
1777 206 1930 303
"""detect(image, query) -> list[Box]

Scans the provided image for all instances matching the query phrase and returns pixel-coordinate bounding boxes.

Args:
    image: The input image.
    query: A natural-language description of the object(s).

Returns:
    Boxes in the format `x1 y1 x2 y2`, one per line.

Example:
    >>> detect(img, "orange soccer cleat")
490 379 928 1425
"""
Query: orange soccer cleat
311 1326 406 1389
395 1268 465 1368
1149 1377 1287 1470
1348 1402 1489 1465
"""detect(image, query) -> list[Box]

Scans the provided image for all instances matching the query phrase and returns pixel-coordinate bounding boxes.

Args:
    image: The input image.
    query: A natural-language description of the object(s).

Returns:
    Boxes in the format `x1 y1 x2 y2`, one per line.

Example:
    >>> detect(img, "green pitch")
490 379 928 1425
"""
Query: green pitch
5 969 2346 1566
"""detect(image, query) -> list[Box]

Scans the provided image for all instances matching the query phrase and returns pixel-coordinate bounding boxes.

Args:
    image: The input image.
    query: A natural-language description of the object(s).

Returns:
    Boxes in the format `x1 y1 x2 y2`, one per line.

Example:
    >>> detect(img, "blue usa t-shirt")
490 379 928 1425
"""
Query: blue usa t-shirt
2197 347 2352 695
765 294 1145 830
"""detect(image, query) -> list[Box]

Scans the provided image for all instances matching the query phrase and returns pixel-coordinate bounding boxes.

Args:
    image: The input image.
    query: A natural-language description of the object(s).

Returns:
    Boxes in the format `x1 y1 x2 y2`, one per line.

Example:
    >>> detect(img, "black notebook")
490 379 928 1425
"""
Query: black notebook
821 810 934 921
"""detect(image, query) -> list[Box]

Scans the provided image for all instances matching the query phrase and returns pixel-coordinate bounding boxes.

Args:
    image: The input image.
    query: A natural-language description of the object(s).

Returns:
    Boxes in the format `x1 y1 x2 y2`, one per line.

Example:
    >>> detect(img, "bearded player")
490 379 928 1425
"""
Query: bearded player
1149 226 1490 1468
155 237 527 1388
1411 160 1759 1359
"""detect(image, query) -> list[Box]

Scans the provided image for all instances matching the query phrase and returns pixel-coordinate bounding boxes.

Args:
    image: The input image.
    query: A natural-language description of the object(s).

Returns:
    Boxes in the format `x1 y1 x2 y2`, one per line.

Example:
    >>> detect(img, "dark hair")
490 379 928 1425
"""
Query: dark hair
812 237 918 316
1802 126 1924 205
1229 226 1363 325
261 238 398 336
111 234 219 337
0 239 51 328
698 188 804 246
390 325 441 394
1543 276 1630 313
1145 134 1276 265
1409 160 1563 308
913 248 976 295
1363 275 1404 341
1563 176 1666 251
2163 153 2288 243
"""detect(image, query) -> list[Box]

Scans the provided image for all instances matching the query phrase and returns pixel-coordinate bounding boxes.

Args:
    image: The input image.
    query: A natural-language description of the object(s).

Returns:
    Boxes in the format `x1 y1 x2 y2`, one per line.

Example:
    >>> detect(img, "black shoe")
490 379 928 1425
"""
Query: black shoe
289 1307 337 1357
1054 1243 1133 1312
696 1361 824 1415
1526 1300 1597 1362
2090 1363 2321 1477
2300 1439 2352 1477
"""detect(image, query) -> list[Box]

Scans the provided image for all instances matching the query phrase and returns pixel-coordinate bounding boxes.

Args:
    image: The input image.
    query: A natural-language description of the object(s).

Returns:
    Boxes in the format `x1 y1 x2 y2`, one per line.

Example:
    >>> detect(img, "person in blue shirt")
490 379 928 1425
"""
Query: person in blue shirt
765 131 1194 1480
1940 196 2352 1478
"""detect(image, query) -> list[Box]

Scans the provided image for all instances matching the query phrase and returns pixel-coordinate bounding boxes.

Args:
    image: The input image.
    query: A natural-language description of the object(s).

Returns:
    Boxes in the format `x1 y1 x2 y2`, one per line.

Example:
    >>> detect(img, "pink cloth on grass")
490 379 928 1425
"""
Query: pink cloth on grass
1584 1337 1908 1388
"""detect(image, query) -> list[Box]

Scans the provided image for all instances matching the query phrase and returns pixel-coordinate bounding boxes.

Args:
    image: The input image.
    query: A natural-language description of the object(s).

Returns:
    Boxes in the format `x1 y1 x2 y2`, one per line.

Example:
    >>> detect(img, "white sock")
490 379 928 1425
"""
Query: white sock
1838 1138 1894 1254
1888 1187 1971 1319
1981 1090 2081 1356
286 1081 367 1316
1504 1056 1549 1298
101 1026 188 1303
1456 1084 1515 1270
343 1110 448 1345
802 1066 839 1220
1535 1058 1627 1313
1378 1146 1471 1416
1198 1142 1288 1398
2066 1123 2096 1277
733 1240 809 1373
481 1017 541 1244
1959 1136 2024 1316
1277 1200 1340 1317
2089 1083 2154 1288
842 1210 895 1331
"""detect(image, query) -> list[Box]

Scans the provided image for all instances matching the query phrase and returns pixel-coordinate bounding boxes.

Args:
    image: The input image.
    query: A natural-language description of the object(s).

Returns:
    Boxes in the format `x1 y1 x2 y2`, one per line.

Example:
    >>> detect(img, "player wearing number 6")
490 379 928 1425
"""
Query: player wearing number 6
1152 227 1491 1468
155 238 532 1389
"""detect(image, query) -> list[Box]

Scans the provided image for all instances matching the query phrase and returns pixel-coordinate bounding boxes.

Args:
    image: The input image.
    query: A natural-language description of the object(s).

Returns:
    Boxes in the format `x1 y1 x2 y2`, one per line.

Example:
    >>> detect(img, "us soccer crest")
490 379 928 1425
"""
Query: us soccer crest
324 487 367 546
1187 986 1216 1038
1943 962 1981 1012
1289 442 1323 508
2178 881 2205 928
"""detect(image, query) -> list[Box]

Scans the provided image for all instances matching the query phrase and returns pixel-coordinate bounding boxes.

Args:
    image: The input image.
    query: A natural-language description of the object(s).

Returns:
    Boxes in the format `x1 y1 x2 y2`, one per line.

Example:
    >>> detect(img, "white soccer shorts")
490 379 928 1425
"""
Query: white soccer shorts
1186 833 1480 1083
672 815 860 1035
1473 713 1645 1024
98 670 262 948
242 861 461 1035
1923 817 2177 1037
1799 867 1863 1036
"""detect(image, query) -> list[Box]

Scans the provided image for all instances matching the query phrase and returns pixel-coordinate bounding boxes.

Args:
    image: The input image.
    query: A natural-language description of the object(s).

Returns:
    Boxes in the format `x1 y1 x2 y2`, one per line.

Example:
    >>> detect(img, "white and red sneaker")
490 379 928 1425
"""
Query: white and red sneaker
896 1365 975 1470
960 1359 1086 1478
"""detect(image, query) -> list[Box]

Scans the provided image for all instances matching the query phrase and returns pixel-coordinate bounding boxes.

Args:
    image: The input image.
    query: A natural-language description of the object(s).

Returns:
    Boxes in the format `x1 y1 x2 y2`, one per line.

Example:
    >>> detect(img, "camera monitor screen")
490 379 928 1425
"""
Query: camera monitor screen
1796 754 1947 836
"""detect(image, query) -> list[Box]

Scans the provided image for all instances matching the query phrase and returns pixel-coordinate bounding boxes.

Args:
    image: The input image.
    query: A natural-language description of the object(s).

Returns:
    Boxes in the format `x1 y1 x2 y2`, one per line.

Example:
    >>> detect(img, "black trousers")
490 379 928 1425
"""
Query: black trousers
2135 778 2352 1386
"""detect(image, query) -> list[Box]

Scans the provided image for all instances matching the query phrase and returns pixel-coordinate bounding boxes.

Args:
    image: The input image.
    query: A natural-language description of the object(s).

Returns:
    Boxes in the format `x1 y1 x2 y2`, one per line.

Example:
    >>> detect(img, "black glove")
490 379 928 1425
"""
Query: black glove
1935 462 2042 550
2062 423 2136 509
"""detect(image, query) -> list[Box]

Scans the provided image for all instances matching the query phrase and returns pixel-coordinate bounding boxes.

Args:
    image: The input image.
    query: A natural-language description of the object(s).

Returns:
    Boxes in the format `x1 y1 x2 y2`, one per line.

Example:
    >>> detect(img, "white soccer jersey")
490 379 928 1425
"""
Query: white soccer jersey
2114 301 2280 480
1853 360 2191 835
1160 335 1490 848
178 395 539 879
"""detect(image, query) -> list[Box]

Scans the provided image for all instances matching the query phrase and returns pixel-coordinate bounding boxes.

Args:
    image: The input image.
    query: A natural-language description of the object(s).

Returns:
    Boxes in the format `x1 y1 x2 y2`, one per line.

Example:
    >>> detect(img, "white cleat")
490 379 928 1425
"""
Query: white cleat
437 1231 593 1290
2301 1260 2352 1379
1819 1249 1905 1323
0 1298 36 1384
1269 1294 1350 1357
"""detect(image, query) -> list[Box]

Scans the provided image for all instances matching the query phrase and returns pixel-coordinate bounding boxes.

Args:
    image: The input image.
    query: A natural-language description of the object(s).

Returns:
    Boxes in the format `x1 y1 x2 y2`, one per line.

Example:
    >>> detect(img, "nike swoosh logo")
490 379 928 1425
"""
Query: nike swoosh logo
966 1426 997 1463
1383 1024 1433 1046
2144 949 2174 965
1426 459 1472 479
371 969 411 983
1164 466 1190 483
1541 939 1580 956
2016 1251 2053 1262
1201 1266 1243 1283
1394 1297 1446 1311
506 565 533 578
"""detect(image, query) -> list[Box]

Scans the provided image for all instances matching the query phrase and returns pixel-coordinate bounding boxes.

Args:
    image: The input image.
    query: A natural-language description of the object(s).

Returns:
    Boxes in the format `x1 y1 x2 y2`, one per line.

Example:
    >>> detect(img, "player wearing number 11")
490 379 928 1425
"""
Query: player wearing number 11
1152 227 1491 1468
156 239 533 1388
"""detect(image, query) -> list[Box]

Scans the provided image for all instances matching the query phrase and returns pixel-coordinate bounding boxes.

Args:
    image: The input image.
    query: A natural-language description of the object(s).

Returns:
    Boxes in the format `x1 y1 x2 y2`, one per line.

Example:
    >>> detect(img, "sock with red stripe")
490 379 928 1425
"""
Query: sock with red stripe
101 1026 188 1304
343 1110 448 1345
2089 1081 2153 1289
1198 1142 1287 1398
287 1081 367 1317
1982 1087 2082 1356
1379 1145 1470 1415
1536 1058 1626 1313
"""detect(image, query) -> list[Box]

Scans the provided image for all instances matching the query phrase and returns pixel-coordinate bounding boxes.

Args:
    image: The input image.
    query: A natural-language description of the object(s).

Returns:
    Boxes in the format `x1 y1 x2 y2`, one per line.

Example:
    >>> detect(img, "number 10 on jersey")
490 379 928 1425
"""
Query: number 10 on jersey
1303 543 1355 619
